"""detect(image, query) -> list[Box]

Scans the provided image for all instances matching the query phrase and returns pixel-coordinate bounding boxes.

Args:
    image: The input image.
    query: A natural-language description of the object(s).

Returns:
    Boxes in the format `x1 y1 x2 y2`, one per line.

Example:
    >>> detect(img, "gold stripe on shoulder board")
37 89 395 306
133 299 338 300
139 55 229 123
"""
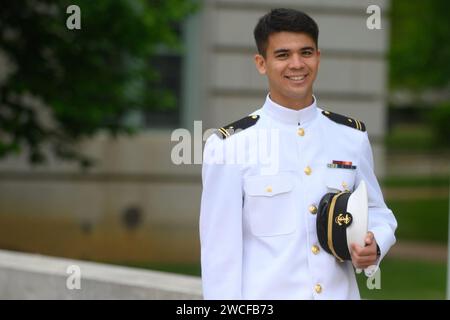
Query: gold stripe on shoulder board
218 128 229 137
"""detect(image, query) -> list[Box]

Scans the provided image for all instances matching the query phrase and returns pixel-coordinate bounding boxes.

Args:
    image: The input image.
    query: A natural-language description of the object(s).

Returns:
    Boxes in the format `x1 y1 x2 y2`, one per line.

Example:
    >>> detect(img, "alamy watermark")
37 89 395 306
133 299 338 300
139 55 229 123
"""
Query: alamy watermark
66 5 81 30
357 266 382 290
170 121 280 175
366 5 382 30
66 264 81 290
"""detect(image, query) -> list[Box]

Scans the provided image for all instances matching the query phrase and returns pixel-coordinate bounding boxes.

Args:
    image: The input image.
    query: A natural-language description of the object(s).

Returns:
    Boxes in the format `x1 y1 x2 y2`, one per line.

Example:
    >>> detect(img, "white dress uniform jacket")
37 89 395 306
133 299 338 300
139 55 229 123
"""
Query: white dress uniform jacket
200 95 397 300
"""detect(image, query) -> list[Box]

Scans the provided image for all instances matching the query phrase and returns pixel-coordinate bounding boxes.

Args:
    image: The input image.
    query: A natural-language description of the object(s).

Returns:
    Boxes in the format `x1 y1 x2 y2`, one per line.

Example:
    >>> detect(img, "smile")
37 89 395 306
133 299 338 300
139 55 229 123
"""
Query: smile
285 74 308 81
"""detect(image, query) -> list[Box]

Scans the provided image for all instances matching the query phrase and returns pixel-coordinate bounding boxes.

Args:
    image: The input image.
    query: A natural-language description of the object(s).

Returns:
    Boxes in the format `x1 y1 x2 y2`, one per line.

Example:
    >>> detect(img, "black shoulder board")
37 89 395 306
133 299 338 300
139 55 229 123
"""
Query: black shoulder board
215 114 260 139
321 110 366 132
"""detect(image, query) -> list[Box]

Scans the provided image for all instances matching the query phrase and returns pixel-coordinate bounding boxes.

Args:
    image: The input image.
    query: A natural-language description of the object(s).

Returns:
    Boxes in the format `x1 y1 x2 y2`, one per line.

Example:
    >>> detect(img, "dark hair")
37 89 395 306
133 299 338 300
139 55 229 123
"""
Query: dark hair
254 8 319 57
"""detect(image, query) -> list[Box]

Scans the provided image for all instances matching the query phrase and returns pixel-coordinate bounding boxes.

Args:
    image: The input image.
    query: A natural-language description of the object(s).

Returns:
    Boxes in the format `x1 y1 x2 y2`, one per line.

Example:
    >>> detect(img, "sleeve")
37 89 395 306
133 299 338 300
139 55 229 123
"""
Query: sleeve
199 134 243 299
356 131 397 276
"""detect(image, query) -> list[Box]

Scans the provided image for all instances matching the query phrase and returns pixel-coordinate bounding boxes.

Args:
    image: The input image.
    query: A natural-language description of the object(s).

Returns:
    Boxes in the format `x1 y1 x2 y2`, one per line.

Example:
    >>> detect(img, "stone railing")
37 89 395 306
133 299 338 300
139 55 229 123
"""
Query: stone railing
0 250 202 299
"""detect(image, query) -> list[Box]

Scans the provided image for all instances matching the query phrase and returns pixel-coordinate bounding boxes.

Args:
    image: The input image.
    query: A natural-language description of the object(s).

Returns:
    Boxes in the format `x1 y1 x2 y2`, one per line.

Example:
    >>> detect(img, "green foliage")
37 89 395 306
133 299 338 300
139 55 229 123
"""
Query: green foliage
386 197 449 244
0 0 197 166
385 104 450 150
385 123 438 152
427 101 450 147
357 258 446 299
112 261 201 277
389 0 450 90
382 175 450 188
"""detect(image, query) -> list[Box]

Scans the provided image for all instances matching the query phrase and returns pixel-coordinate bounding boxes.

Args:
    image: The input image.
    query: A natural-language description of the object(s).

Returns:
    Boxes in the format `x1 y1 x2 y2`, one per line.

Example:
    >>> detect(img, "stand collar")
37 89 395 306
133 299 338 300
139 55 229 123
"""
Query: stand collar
262 94 319 125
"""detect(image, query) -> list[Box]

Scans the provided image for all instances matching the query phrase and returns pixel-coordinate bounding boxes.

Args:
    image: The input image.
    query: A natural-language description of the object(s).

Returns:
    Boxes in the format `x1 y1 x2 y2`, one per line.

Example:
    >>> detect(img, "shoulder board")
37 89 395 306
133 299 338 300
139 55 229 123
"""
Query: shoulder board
215 114 260 139
321 110 366 132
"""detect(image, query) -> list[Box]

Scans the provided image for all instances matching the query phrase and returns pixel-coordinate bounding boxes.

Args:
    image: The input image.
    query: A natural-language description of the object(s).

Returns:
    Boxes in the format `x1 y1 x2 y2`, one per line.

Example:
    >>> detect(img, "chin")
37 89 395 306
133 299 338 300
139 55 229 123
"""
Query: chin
286 90 310 100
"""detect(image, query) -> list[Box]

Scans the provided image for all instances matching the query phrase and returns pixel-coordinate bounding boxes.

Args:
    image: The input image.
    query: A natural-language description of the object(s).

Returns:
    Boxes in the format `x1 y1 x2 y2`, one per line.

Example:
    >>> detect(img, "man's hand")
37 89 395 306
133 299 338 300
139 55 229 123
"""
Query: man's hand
350 231 378 269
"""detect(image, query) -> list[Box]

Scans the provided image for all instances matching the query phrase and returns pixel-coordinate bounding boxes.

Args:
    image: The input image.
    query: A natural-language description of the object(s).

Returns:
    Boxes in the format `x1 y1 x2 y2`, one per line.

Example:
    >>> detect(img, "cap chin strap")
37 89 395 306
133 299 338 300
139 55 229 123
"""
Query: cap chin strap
327 191 349 263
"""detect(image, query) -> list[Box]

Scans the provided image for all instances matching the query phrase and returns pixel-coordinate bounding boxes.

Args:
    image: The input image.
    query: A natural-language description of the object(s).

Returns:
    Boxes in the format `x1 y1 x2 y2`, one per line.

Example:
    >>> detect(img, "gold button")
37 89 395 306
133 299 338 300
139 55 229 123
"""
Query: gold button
315 284 322 294
342 181 348 191
312 245 320 255
266 186 272 193
297 128 305 136
309 205 318 214
304 166 312 175
324 111 330 115
251 115 258 119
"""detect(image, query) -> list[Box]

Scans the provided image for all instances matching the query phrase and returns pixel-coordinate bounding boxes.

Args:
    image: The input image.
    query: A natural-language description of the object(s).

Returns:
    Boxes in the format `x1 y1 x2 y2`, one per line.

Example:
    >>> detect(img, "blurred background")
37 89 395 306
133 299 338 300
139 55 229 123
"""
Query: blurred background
0 0 449 299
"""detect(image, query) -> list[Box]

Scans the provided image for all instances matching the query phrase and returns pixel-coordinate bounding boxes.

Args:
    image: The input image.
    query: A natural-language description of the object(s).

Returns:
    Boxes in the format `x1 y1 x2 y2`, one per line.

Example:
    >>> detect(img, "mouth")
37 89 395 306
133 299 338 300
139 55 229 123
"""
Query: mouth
285 74 308 82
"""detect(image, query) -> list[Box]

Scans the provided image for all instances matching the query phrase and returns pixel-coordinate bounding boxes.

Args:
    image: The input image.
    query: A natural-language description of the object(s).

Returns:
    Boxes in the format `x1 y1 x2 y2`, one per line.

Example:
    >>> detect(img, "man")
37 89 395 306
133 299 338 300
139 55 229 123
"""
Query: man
200 8 397 299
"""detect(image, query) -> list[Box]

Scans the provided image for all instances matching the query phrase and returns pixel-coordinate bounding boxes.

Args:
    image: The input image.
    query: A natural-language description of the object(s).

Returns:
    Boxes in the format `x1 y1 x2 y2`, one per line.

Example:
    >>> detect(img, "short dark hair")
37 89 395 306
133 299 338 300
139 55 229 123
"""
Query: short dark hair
253 8 319 57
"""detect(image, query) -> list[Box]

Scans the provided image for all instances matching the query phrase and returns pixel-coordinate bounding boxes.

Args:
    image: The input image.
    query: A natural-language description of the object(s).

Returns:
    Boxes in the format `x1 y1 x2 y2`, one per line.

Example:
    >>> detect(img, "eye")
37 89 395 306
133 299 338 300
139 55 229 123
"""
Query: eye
276 53 289 59
302 50 313 57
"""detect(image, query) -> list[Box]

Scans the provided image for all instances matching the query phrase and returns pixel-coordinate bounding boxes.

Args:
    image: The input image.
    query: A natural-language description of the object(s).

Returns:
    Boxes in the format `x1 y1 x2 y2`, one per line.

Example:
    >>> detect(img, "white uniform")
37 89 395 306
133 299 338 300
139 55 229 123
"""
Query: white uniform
200 95 397 300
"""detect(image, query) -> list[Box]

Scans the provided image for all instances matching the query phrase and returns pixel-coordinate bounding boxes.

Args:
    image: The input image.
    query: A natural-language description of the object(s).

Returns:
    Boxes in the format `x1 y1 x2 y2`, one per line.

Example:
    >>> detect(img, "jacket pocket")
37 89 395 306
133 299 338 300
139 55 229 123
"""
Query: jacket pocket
243 174 297 237
325 168 356 192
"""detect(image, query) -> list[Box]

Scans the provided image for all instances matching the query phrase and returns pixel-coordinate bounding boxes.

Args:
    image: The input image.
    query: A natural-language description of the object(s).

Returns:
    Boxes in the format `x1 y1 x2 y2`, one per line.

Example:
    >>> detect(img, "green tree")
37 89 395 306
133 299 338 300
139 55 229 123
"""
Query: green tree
389 0 450 146
0 0 196 166
389 0 450 91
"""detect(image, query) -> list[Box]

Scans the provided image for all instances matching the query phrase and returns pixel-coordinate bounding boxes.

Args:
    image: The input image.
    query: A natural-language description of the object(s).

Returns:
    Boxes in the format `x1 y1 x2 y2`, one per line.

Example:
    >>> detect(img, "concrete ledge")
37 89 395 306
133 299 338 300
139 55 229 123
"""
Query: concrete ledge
0 250 202 299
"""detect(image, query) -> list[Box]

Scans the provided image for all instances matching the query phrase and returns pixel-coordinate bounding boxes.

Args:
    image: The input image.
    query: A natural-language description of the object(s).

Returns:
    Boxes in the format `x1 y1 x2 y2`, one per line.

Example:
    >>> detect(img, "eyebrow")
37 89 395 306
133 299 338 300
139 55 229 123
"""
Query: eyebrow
273 47 316 55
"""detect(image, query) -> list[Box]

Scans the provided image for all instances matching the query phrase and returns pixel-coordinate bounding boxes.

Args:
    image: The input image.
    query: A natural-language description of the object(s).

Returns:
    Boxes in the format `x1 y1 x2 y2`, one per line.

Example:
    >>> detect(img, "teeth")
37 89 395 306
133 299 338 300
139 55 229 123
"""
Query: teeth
288 75 306 81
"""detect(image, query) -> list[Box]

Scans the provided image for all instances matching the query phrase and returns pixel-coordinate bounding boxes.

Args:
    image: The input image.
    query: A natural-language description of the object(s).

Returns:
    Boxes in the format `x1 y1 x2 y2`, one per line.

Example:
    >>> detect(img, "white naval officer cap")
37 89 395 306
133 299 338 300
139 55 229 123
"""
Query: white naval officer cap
316 180 369 262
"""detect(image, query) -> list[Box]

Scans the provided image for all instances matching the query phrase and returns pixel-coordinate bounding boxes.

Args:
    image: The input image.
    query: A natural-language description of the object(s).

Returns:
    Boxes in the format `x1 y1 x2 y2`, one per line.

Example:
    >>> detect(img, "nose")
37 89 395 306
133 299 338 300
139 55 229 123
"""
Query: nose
289 54 305 69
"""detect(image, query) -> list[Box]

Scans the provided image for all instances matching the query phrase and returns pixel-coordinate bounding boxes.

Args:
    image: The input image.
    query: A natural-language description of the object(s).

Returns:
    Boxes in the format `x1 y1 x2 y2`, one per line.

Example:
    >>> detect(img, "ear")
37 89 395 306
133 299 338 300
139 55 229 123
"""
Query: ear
254 54 266 75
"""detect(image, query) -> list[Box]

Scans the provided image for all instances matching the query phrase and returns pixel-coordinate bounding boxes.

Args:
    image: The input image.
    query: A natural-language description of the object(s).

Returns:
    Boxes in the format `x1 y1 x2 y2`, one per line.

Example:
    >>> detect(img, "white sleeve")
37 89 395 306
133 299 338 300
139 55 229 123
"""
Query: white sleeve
356 132 397 274
199 135 243 299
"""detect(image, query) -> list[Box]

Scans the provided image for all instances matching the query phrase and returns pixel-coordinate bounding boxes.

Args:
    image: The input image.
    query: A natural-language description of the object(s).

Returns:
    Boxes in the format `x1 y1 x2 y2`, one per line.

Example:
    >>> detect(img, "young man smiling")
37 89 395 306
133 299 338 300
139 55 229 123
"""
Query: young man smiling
200 8 397 300
254 31 320 110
